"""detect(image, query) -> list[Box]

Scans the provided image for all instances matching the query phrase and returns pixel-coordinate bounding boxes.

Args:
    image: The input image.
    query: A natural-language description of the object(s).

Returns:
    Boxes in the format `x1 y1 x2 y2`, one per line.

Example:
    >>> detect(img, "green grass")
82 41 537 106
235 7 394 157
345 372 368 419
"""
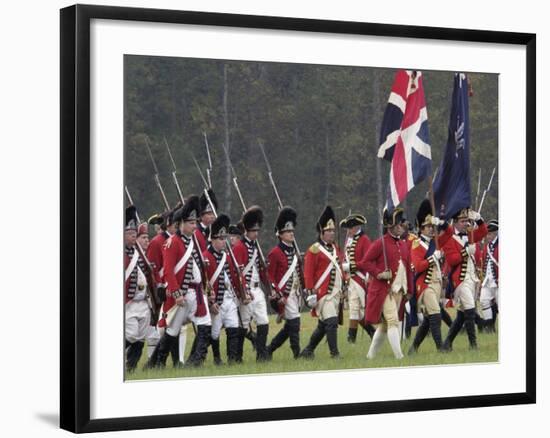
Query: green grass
127 308 498 381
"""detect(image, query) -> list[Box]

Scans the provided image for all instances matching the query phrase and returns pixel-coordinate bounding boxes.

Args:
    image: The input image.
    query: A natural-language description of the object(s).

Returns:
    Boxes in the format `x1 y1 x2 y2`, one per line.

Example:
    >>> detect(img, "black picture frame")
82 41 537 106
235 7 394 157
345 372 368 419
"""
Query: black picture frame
60 4 536 433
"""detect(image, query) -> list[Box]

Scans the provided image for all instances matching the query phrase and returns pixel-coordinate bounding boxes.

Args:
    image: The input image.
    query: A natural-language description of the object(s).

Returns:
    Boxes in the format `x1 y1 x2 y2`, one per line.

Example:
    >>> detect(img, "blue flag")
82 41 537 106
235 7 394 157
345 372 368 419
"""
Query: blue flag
433 73 471 219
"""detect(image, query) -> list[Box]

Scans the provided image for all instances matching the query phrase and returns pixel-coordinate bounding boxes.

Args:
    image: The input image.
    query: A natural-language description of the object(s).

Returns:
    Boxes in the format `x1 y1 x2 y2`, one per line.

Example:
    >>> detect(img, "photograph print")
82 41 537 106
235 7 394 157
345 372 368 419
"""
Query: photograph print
123 55 499 381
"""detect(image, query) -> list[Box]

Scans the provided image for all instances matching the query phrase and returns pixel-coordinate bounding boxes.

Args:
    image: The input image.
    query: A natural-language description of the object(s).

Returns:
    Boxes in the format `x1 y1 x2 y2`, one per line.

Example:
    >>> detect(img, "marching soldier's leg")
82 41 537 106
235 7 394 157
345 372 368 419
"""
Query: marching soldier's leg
464 308 478 350
384 294 404 359
126 341 145 372
210 337 222 366
267 324 289 358
428 313 443 351
325 316 340 358
299 319 326 359
347 321 359 344
210 312 224 366
490 299 499 333
286 317 301 359
366 325 387 359
408 315 430 355
359 321 376 339
245 327 257 351
255 324 270 362
226 327 241 364
440 303 453 328
441 310 465 352
253 287 271 362
185 324 211 367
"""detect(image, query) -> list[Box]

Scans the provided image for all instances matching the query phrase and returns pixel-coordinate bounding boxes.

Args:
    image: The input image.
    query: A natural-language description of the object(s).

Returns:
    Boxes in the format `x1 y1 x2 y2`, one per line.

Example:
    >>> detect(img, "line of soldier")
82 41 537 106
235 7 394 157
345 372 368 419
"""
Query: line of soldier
124 190 499 372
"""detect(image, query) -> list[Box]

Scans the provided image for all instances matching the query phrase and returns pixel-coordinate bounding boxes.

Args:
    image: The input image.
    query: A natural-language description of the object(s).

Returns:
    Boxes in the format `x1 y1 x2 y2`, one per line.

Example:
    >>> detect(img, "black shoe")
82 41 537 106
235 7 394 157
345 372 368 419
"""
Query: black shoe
155 333 178 368
347 327 358 344
300 320 326 359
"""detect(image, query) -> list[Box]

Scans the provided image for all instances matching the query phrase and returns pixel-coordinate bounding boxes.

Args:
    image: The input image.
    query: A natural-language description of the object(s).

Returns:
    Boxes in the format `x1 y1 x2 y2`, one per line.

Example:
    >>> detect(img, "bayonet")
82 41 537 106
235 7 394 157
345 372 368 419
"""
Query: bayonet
144 136 170 210
163 136 185 204
203 132 213 188
478 167 496 214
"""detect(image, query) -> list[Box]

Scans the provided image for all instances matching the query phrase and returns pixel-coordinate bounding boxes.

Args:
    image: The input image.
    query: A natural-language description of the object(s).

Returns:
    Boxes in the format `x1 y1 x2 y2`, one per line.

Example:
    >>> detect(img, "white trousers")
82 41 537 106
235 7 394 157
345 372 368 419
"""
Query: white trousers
211 291 240 340
454 277 477 311
480 285 499 319
125 300 151 343
240 286 269 326
347 279 366 320
166 289 211 337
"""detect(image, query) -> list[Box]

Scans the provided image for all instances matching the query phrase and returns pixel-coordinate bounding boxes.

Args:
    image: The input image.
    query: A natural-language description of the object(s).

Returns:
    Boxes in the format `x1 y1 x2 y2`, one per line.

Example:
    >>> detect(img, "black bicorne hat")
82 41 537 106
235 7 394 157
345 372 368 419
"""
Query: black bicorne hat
317 205 336 233
125 205 138 231
383 207 405 228
242 206 263 231
487 219 499 232
275 206 297 234
451 207 470 221
173 195 200 223
210 213 231 239
228 224 243 236
339 213 366 229
416 199 433 229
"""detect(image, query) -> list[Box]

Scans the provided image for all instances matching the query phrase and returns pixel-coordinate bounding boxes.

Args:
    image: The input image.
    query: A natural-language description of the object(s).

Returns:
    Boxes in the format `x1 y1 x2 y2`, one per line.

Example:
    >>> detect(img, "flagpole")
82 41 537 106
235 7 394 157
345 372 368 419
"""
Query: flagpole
428 176 440 250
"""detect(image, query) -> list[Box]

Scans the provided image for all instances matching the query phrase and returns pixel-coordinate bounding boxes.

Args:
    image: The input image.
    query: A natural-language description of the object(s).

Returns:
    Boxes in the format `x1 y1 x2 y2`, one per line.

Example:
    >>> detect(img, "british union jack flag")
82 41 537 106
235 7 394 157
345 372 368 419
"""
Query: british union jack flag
378 70 432 212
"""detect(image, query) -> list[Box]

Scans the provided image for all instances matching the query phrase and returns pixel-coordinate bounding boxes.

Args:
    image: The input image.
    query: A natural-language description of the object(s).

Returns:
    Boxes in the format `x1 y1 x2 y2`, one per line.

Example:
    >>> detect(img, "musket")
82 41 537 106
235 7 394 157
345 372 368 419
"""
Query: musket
124 186 161 322
221 142 275 298
144 136 170 211
203 132 213 189
257 140 306 307
478 167 496 214
475 168 482 211
163 139 213 299
163 136 185 203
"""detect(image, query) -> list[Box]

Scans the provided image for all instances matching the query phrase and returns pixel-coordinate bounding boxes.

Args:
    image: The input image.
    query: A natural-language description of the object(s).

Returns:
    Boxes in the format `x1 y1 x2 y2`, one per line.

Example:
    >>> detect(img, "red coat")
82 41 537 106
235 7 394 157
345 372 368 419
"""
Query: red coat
358 233 413 324
442 223 488 289
162 234 207 318
481 237 499 285
146 232 169 286
304 240 344 316
202 248 243 300
124 247 152 304
344 232 371 292
232 238 268 286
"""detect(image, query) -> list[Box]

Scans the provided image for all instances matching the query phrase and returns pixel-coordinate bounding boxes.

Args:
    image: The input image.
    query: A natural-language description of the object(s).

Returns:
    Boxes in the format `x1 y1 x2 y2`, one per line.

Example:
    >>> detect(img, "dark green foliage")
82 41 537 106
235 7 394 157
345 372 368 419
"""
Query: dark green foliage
124 56 498 249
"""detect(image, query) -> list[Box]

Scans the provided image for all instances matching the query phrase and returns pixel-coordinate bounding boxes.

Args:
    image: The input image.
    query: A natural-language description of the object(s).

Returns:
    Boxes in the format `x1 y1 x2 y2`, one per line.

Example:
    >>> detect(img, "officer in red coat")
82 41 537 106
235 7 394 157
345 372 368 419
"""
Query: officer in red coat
266 207 303 359
407 199 453 354
195 189 218 253
233 206 271 362
441 208 488 351
358 207 413 360
150 195 212 368
299 206 344 359
479 219 499 333
203 214 243 364
124 206 152 372
339 213 375 342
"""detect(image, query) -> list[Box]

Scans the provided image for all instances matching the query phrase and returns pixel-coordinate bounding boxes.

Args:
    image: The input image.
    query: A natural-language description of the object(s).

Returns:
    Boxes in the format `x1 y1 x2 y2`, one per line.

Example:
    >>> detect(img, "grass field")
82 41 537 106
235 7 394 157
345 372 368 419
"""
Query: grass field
127 308 498 381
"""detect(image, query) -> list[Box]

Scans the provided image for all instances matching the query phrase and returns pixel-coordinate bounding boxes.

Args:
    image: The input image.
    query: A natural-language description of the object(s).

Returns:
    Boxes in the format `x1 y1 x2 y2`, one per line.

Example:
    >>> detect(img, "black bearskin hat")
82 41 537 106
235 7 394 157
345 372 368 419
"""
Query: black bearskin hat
275 206 297 234
228 224 243 236
211 214 231 239
416 199 433 229
125 205 138 231
242 206 263 231
199 189 218 215
173 195 200 223
317 205 336 233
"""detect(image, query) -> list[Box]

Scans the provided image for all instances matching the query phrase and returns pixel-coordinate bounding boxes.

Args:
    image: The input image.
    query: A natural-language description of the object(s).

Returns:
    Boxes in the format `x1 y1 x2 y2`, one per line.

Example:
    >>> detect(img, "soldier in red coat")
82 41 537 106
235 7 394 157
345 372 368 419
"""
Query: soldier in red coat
358 207 413 360
479 219 499 333
407 200 453 354
339 213 375 342
203 214 244 364
124 206 152 372
195 189 218 253
441 208 488 351
266 207 303 359
150 195 212 368
233 206 271 362
299 206 344 359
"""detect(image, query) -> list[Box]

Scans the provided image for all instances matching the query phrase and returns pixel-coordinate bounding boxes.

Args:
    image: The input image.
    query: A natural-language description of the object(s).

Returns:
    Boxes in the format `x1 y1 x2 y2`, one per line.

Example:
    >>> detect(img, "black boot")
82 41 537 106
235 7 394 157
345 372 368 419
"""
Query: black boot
464 308 478 350
245 328 257 351
441 310 465 352
171 333 182 368
126 341 144 372
155 332 178 368
226 328 241 364
475 311 484 332
440 304 453 327
325 317 340 358
210 337 223 366
428 313 443 351
286 317 301 359
361 322 376 339
267 324 289 359
255 324 270 362
185 325 211 367
347 327 358 344
144 342 160 370
235 327 247 363
491 302 499 333
408 316 430 355
299 320 326 359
